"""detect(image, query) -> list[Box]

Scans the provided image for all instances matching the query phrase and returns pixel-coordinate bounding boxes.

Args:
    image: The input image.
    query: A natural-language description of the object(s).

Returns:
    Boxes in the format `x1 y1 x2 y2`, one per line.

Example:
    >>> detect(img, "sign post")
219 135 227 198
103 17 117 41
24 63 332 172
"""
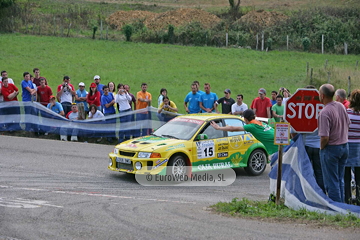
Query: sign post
273 89 324 204
274 122 290 205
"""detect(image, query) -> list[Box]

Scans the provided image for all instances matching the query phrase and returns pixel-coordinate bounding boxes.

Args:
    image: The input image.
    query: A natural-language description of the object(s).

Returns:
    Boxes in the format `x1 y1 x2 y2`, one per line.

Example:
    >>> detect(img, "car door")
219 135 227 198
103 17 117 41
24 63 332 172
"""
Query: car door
192 120 229 171
223 118 253 168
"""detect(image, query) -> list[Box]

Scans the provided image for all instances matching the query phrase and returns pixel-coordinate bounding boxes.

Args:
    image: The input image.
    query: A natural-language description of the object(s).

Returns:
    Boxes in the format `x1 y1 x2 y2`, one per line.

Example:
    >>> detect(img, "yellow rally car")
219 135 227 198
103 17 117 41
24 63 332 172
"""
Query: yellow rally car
108 114 269 176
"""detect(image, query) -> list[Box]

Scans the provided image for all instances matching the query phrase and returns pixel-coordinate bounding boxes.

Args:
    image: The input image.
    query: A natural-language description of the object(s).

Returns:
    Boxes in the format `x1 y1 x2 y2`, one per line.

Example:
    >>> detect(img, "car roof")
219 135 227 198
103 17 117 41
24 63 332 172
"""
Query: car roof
176 113 243 121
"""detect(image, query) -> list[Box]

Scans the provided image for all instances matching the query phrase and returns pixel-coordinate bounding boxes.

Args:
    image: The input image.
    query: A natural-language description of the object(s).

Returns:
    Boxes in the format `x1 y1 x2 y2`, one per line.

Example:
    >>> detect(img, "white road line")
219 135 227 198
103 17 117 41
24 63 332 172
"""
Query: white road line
0 185 196 205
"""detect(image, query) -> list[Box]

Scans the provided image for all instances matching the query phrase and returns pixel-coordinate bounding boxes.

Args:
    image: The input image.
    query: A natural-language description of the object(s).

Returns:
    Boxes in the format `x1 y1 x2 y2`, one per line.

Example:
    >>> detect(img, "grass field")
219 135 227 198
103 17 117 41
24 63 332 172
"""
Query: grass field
1 33 359 113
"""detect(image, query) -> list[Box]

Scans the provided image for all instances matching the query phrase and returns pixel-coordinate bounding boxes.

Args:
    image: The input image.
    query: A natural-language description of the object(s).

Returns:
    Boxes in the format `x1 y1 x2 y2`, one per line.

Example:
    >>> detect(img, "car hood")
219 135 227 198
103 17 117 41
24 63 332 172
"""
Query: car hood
117 135 187 152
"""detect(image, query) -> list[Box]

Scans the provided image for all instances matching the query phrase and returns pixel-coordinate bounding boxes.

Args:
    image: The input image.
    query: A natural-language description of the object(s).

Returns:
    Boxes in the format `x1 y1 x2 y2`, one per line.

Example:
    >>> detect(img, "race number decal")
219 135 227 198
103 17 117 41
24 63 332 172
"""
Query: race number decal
196 140 215 159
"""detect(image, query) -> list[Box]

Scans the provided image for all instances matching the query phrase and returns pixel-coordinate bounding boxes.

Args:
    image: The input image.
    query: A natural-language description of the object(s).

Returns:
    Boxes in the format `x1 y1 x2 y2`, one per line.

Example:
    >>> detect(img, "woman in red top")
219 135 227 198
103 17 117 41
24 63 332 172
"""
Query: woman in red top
87 82 101 107
1 77 19 101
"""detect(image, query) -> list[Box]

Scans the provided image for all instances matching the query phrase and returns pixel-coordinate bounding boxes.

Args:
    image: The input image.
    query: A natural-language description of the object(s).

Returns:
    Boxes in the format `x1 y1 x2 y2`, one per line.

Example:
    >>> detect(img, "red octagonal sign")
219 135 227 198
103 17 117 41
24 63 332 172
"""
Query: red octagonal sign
284 89 324 133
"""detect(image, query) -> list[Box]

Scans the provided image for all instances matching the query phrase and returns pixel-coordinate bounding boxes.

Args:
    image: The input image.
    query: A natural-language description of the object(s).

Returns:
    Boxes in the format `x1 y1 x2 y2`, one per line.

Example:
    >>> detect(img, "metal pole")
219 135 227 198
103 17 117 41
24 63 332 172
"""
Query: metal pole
276 145 283 205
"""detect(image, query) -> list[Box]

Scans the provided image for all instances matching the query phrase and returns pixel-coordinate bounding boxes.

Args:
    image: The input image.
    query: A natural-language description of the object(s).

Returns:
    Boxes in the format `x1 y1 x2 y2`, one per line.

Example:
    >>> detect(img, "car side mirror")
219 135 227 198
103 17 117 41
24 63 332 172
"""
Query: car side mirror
197 134 208 140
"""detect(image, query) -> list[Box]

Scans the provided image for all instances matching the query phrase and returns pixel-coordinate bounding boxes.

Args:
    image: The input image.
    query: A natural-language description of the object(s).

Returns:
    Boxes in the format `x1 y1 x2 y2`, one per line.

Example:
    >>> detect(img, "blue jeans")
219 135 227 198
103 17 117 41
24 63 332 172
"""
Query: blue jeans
305 146 325 193
119 108 131 143
320 143 348 202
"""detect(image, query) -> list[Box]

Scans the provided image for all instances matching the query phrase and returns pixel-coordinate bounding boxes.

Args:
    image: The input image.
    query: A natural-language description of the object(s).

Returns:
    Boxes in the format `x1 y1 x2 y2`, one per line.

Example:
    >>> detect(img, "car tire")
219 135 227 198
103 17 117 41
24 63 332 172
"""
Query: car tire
167 154 188 179
244 149 267 176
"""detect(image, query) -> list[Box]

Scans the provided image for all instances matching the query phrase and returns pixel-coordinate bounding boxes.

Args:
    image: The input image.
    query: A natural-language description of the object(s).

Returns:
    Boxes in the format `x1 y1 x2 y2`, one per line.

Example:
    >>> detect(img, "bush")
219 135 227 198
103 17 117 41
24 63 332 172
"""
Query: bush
122 24 133 41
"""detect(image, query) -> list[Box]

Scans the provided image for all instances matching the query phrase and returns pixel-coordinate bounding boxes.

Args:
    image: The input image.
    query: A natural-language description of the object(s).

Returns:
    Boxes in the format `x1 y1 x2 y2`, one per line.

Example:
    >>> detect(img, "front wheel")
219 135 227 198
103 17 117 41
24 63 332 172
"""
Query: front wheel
244 149 267 176
167 154 188 179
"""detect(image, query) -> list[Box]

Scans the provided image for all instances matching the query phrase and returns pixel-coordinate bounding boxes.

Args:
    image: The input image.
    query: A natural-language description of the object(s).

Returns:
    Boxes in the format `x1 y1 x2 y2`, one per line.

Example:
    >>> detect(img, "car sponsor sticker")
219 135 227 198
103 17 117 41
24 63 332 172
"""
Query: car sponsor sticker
196 140 215 159
217 152 228 158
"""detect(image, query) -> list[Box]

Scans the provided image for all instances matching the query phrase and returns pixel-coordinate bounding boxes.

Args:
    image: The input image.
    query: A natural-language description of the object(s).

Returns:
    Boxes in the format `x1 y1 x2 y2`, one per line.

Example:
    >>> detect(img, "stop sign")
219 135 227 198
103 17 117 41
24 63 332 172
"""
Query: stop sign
284 88 324 133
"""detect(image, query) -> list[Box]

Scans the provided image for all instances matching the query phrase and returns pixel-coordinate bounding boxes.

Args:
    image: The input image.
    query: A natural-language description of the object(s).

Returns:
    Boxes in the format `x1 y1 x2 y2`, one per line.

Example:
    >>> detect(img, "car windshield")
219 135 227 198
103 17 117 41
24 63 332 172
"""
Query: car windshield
153 118 204 140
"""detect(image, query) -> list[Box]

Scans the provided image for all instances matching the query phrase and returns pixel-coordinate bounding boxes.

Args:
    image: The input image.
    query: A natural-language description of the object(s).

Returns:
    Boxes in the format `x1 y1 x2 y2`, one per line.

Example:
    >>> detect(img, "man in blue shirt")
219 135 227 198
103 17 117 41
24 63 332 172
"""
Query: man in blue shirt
184 83 201 114
199 83 218 113
21 72 36 101
101 85 115 115
94 75 104 96
47 95 65 116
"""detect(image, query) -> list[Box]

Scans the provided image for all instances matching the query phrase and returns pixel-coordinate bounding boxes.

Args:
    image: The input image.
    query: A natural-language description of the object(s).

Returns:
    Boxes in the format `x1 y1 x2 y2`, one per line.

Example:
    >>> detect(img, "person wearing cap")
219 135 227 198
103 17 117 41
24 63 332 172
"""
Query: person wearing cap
93 75 104 96
37 77 53 106
210 109 277 154
47 95 64 116
199 83 218 113
56 76 75 116
87 82 101 111
250 88 272 118
215 89 235 114
231 94 248 116
75 82 89 116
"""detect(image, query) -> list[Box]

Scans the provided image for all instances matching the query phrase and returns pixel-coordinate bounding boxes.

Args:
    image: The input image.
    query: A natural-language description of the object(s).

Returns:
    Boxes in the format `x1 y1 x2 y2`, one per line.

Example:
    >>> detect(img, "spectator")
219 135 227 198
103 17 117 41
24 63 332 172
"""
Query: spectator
56 76 75 116
270 90 277 106
158 96 178 122
94 75 104 95
108 82 117 112
101 85 115 115
21 72 36 102
318 84 350 202
37 77 52 106
272 95 284 122
251 88 272 118
193 80 204 95
75 82 89 116
87 82 101 111
279 87 291 105
335 89 350 109
199 83 218 113
210 109 277 154
32 68 47 86
231 94 248 116
345 89 360 205
1 71 15 84
136 83 152 137
88 104 104 119
30 74 37 102
1 77 19 101
216 89 235 114
158 88 167 108
115 84 132 142
88 104 105 143
184 83 201 114
297 86 325 193
62 103 80 142
47 95 64 116
124 84 136 110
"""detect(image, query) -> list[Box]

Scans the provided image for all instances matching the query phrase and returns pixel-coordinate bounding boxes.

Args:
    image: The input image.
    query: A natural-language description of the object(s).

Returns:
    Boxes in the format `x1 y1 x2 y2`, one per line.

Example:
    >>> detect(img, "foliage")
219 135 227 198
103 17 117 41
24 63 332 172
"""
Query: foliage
302 37 310 51
122 24 133 41
212 198 360 228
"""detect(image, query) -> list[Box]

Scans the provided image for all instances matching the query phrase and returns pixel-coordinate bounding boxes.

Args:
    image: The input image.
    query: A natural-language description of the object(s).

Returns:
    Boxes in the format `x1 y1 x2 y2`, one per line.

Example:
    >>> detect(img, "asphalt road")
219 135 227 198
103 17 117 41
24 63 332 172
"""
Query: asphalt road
0 135 359 240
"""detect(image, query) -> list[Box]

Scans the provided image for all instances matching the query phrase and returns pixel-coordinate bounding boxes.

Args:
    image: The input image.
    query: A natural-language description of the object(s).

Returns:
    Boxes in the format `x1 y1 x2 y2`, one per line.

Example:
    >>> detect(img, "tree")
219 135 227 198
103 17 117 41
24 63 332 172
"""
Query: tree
0 0 14 9
228 0 241 20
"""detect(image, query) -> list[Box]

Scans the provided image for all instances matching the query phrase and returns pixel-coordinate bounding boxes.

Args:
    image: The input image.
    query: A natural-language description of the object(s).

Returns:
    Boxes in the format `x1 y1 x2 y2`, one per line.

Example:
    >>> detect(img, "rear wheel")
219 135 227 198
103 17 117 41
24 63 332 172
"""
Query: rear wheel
244 149 267 176
167 154 187 179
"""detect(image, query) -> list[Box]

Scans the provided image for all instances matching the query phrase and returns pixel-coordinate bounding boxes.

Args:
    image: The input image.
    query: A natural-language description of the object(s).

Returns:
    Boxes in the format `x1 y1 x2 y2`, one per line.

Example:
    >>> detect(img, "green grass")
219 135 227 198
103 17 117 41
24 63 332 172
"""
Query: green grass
212 198 360 228
1 33 359 113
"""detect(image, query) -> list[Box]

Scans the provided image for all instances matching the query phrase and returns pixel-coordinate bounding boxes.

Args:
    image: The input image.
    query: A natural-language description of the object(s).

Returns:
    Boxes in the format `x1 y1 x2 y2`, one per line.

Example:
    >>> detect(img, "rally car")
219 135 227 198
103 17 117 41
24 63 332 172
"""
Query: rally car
108 114 269 177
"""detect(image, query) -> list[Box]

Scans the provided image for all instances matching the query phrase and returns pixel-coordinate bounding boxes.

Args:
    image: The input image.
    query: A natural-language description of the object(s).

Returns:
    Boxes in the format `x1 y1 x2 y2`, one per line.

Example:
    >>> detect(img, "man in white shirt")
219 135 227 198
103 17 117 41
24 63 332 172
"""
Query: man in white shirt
231 94 248 116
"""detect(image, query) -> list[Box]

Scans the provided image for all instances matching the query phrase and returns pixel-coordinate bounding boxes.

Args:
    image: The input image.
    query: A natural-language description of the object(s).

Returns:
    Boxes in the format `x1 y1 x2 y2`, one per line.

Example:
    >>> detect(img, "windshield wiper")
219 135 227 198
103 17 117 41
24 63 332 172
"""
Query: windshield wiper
161 134 179 139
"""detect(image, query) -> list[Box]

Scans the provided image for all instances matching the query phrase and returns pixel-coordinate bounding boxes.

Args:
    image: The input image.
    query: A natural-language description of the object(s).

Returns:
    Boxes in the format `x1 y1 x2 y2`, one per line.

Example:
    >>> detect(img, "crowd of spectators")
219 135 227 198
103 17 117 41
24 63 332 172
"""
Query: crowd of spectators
1 69 359 206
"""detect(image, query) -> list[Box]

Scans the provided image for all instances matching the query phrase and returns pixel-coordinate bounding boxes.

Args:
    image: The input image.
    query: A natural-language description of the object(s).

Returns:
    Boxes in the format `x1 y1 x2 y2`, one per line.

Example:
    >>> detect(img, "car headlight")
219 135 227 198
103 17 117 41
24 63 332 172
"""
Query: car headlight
138 152 161 158
138 152 151 158
109 158 113 166
135 162 142 170
113 148 119 155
